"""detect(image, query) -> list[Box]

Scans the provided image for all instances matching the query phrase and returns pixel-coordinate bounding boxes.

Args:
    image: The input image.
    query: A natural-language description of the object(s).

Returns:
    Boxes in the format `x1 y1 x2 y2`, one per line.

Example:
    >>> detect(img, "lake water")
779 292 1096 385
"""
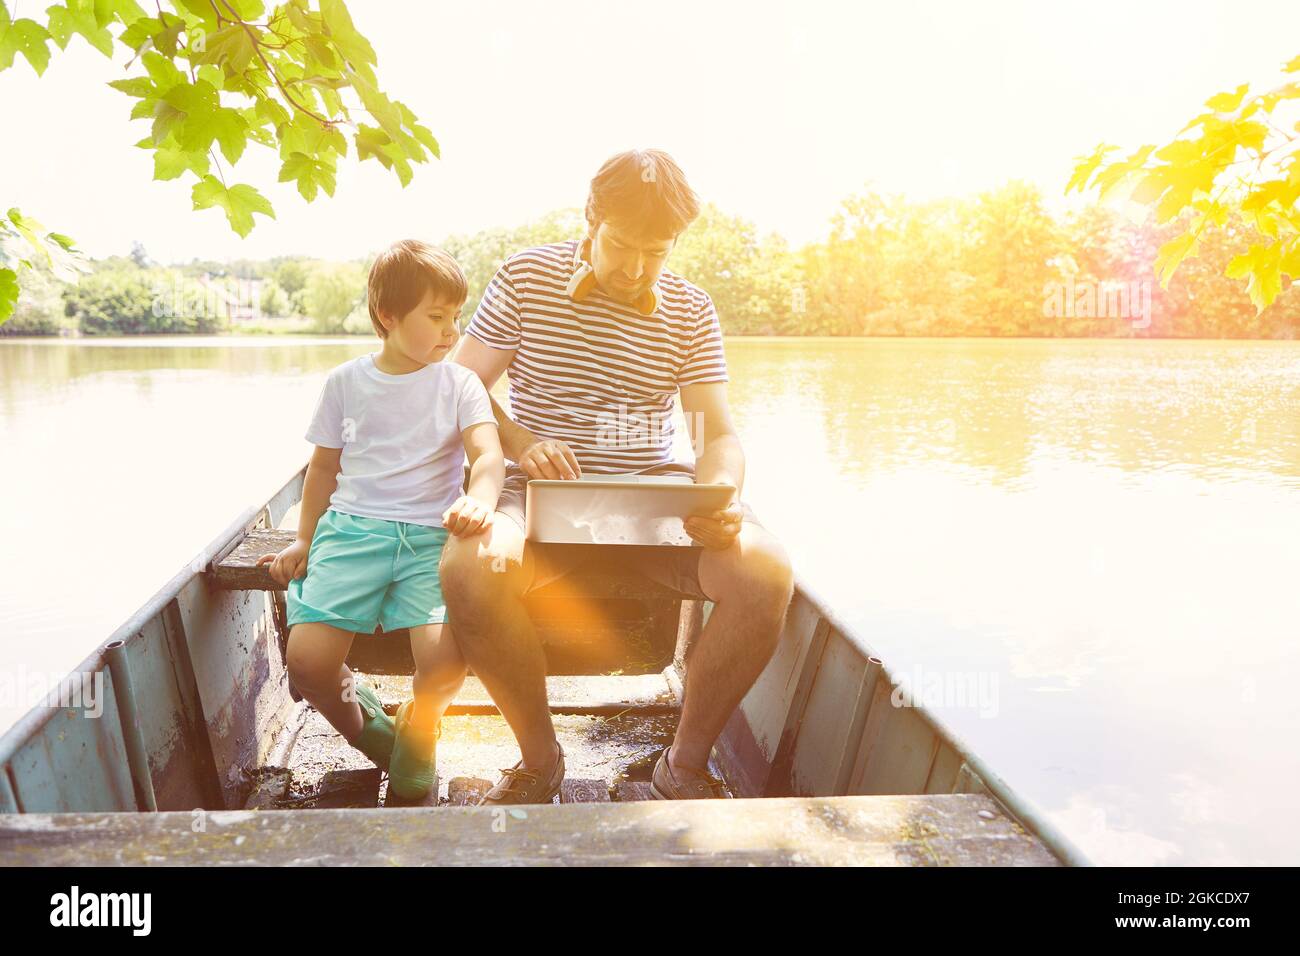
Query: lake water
1 334 1297 865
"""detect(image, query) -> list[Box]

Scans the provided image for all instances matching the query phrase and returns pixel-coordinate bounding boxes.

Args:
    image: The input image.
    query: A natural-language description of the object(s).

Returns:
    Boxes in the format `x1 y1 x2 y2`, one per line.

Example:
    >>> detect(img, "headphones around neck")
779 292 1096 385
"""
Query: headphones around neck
565 237 662 316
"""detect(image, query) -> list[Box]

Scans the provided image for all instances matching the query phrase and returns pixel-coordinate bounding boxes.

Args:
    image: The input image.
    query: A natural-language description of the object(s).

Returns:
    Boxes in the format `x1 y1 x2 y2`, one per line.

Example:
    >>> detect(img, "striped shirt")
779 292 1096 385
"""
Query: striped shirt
465 239 729 473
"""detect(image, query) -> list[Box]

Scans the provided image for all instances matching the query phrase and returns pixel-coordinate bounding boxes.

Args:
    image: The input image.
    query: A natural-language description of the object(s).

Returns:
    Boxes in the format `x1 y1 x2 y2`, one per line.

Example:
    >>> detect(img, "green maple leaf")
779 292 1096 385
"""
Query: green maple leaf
6 0 439 241
1154 233 1200 288
93 0 147 28
0 13 53 74
320 0 376 82
0 267 19 324
1204 83 1250 113
194 24 258 75
108 76 155 97
162 79 249 163
279 151 336 201
173 0 219 29
152 141 210 180
117 13 161 54
355 124 412 183
223 0 266 19
1066 143 1118 194
46 0 115 57
191 175 275 237
1225 243 1283 313
6 207 53 267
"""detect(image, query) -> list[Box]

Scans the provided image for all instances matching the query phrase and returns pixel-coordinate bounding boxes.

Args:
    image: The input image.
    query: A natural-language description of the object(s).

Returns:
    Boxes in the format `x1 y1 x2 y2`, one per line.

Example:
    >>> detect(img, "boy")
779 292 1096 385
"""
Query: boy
257 239 503 801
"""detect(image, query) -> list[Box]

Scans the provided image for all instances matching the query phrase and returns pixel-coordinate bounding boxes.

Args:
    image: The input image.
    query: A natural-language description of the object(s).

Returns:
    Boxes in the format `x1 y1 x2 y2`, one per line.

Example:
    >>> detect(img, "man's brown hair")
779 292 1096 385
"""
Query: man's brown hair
585 149 701 240
366 240 467 337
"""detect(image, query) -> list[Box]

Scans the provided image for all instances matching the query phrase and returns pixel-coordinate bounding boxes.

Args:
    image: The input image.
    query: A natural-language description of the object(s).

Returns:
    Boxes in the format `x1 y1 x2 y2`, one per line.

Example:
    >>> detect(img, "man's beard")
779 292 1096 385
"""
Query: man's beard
601 275 646 303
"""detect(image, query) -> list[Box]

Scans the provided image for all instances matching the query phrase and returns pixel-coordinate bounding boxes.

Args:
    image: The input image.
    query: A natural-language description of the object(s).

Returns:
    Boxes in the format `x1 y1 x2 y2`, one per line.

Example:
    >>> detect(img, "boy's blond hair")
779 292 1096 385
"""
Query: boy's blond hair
367 240 467 338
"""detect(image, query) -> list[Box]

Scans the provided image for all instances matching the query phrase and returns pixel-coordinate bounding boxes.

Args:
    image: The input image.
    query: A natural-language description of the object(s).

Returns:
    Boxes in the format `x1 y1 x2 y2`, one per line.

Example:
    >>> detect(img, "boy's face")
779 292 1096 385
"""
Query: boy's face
383 286 464 365
590 221 676 305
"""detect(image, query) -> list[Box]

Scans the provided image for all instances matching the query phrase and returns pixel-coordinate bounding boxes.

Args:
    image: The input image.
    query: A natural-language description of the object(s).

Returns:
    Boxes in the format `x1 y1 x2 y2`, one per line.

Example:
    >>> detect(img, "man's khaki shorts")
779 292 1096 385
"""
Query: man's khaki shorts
494 460 761 597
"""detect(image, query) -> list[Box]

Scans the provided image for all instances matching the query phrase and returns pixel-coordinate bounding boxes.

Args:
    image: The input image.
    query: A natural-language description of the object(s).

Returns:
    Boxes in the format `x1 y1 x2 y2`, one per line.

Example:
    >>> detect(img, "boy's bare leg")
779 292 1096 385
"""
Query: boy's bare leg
285 621 363 741
439 517 560 770
407 622 468 731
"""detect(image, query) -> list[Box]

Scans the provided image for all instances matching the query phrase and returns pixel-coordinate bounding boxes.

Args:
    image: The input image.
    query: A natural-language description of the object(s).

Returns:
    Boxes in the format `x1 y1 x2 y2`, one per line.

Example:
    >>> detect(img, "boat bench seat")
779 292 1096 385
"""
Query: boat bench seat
212 528 701 675
0 794 1061 866
213 528 699 602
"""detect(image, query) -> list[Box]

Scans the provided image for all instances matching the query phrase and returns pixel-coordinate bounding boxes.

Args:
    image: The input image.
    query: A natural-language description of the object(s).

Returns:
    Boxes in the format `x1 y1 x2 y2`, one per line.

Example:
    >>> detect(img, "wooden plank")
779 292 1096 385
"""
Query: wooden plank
0 795 1062 866
382 780 441 808
212 529 295 590
315 769 381 809
216 529 698 602
366 673 678 716
446 777 491 806
281 705 673 812
531 609 677 675
613 781 655 802
343 606 682 678
561 779 611 803
219 526 691 677
243 767 291 810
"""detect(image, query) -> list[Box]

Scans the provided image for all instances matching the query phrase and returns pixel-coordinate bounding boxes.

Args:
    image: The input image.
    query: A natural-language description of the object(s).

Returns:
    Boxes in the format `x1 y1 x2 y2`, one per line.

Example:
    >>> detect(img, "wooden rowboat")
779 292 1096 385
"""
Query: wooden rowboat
0 466 1089 866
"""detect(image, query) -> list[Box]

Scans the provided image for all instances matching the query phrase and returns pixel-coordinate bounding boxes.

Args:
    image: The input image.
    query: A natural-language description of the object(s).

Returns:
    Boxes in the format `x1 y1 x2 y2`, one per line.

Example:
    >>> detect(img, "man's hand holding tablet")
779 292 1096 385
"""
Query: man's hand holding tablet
684 500 744 551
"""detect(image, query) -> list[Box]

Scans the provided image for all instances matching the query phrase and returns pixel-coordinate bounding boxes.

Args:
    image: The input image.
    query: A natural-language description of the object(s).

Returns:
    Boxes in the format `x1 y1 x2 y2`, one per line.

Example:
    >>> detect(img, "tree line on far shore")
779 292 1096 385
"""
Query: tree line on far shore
5 182 1298 339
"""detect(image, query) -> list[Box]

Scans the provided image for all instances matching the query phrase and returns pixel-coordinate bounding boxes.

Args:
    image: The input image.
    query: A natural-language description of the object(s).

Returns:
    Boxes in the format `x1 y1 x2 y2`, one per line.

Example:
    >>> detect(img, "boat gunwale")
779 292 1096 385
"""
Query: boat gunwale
0 465 308 768
778 577 1093 867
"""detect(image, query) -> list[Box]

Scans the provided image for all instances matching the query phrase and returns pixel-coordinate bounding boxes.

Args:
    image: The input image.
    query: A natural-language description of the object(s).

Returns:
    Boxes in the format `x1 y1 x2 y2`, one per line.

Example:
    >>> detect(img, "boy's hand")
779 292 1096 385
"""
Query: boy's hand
255 539 310 588
685 502 745 551
443 495 494 536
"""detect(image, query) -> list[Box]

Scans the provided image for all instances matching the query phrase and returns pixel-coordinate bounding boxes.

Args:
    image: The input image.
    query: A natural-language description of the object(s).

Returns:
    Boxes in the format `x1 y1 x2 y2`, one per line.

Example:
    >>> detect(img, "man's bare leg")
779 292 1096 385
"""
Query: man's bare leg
438 516 560 770
668 522 795 773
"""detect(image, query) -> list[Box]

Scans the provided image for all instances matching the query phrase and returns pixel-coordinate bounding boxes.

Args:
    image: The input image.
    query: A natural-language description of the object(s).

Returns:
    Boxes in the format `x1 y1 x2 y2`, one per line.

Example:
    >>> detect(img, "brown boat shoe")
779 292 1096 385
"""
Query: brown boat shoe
478 743 566 806
650 747 729 800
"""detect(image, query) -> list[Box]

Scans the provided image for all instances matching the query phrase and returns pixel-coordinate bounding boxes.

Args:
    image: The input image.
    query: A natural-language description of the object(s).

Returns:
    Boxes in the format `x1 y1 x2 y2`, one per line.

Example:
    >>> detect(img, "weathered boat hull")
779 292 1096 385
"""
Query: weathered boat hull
0 470 303 815
0 465 1088 866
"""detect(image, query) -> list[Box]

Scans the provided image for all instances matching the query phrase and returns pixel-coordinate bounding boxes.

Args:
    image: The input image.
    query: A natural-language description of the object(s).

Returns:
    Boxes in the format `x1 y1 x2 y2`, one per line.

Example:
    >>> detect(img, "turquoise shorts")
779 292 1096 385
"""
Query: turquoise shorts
286 509 450 633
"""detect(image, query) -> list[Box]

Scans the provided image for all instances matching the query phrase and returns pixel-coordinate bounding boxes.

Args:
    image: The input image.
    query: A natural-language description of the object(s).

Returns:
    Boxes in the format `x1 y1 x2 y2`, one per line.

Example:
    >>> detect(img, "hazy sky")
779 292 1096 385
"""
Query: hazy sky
3 0 1298 262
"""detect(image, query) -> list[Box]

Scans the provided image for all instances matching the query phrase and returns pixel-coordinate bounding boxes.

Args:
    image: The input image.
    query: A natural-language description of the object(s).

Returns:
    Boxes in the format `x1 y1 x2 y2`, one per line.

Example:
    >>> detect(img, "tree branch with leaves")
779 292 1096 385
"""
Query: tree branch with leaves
0 0 439 323
1068 54 1300 314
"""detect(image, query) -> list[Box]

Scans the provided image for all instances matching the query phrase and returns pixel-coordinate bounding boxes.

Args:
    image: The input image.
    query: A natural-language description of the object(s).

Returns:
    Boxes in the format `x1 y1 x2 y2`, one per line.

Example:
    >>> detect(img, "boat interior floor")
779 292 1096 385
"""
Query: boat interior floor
248 671 697 810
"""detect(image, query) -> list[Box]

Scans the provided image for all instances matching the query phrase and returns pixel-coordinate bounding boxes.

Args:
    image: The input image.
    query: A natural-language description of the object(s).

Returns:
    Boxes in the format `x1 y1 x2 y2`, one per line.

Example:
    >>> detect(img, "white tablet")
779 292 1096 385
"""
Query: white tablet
525 475 737 546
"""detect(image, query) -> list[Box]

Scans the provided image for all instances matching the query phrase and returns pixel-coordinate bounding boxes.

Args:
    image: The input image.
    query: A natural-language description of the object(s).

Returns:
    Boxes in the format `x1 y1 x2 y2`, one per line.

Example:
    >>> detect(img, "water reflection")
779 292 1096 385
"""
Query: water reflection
1 334 1298 865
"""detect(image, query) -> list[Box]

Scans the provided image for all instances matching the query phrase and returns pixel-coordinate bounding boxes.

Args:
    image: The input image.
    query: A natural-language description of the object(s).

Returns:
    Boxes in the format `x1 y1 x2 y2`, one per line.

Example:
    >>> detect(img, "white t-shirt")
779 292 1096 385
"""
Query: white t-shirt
304 353 496 528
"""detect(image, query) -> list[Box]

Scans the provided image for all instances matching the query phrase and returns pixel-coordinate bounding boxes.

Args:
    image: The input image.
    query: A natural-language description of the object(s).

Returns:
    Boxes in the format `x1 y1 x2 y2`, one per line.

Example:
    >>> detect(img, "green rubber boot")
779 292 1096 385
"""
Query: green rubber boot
349 681 396 772
388 700 439 800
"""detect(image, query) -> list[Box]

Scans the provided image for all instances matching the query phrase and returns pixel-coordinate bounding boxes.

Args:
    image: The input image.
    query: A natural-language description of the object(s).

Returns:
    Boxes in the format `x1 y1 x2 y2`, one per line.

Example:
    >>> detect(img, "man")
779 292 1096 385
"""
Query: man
441 148 794 803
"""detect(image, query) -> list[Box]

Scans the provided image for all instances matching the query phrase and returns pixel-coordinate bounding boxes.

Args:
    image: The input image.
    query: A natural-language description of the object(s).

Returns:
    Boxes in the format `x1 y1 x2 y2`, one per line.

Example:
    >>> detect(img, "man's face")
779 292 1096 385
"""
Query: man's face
590 221 676 305
386 286 464 364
